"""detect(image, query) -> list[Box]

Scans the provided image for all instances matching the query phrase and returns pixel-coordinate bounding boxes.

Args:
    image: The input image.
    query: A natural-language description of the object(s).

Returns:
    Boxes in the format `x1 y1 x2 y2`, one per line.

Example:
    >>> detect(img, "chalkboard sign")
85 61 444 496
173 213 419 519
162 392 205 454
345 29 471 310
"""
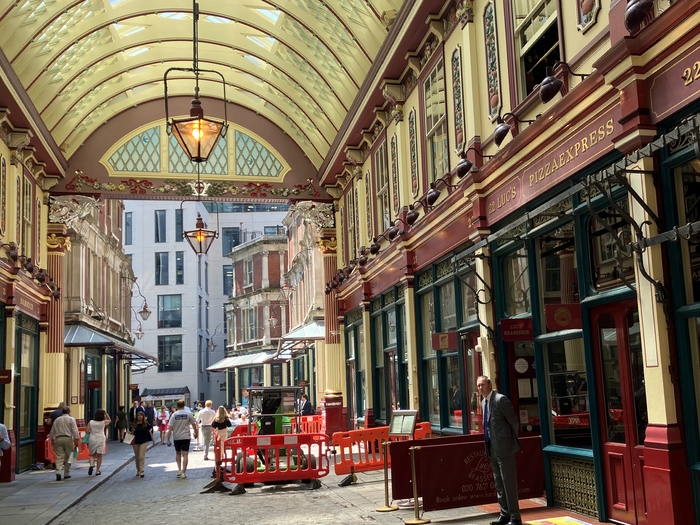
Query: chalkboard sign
388 410 418 437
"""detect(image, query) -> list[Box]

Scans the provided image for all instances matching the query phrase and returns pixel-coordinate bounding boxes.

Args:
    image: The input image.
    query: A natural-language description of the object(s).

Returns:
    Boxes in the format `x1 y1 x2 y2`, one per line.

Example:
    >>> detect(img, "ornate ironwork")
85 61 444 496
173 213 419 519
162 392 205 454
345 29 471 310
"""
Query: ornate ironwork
48 194 103 225
417 270 433 290
396 284 405 300
289 202 335 230
436 259 453 280
383 289 396 305
454 252 496 341
346 308 363 325
551 457 598 519
371 297 382 312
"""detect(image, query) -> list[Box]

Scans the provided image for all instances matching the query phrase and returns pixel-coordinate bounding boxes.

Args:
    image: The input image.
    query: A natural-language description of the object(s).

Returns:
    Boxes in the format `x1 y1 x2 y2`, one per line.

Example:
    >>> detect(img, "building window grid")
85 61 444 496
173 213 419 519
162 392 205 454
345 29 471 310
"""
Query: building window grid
245 260 253 286
223 265 233 296
124 212 133 245
423 58 448 184
155 252 169 286
157 295 182 328
375 141 391 232
175 251 184 285
158 335 183 372
175 208 183 242
154 210 166 243
21 176 32 258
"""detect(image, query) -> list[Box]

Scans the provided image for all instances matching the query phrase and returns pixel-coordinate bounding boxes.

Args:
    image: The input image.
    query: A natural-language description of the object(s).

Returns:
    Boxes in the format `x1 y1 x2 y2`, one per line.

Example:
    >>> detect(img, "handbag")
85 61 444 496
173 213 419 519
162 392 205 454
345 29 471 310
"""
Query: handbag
82 433 90 444
123 431 135 445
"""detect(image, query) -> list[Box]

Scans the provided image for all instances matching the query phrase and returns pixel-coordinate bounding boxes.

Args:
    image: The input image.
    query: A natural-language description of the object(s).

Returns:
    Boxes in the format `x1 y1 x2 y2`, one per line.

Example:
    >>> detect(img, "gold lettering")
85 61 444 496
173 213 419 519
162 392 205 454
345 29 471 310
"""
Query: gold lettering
606 118 614 135
544 163 551 177
574 142 581 157
529 173 535 187
598 125 606 140
589 131 597 146
551 157 559 171
559 152 566 167
566 147 575 162
581 137 589 152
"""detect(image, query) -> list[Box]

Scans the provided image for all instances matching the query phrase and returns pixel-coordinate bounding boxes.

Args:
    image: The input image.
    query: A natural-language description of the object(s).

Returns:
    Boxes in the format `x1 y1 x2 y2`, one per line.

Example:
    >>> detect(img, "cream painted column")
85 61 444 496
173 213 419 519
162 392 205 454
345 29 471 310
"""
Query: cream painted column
403 284 420 410
475 248 498 386
70 348 86 424
361 307 373 413
315 340 326 401
261 251 269 289
319 235 344 396
628 157 676 426
2 316 17 427
40 225 70 409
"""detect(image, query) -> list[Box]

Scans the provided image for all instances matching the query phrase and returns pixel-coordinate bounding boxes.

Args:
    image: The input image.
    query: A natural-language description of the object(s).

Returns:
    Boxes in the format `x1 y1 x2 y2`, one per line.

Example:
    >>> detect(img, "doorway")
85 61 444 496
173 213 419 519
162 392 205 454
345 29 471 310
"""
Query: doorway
591 300 647 525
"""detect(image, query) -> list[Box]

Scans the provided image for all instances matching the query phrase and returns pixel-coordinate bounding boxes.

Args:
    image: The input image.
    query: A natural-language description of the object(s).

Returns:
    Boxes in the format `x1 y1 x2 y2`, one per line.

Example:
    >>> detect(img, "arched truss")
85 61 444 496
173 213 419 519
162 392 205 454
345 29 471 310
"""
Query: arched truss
0 0 403 167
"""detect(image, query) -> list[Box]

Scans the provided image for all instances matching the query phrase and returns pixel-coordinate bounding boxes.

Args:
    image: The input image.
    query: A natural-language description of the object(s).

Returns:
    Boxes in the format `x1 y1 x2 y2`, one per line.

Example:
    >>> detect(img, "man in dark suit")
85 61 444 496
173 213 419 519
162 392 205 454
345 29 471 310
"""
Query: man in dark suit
477 375 522 525
299 394 313 416
129 400 144 425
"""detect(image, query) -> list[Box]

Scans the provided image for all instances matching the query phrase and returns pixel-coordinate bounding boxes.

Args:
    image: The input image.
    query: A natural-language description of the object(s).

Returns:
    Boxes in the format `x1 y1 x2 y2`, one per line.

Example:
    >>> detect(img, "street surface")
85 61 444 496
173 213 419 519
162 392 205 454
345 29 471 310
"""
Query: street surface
52 441 401 525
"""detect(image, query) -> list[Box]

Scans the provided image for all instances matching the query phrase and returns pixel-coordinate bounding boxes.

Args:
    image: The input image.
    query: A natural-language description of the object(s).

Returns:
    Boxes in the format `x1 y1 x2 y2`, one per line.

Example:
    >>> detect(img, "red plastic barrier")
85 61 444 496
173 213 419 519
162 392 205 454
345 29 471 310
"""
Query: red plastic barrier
297 415 322 434
45 428 108 463
221 432 329 485
332 422 433 476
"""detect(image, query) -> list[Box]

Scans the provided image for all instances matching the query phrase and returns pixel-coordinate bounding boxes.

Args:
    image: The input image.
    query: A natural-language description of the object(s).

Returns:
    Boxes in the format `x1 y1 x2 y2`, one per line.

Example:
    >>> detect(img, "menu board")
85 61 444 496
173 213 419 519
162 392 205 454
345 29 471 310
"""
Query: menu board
389 410 418 436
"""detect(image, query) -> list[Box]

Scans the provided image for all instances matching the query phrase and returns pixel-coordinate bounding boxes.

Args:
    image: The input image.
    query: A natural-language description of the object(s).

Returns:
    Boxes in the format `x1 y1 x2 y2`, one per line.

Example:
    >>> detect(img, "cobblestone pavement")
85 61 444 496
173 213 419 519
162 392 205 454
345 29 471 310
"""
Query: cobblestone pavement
51 442 398 525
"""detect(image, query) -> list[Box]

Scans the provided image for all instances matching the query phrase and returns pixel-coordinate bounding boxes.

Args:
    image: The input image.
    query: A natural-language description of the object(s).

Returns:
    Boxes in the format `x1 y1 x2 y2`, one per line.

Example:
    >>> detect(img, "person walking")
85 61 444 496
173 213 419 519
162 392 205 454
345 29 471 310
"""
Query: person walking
131 411 155 478
476 375 522 525
166 399 198 479
0 421 11 470
299 394 313 416
86 408 111 476
129 400 143 425
49 406 80 481
197 400 216 460
115 405 128 442
212 406 232 441
157 406 169 445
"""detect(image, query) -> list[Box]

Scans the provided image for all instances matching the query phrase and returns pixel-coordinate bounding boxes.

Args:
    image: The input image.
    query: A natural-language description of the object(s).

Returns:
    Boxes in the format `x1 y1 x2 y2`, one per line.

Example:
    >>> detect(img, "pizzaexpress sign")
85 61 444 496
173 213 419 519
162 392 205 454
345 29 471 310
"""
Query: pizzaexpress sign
484 104 621 225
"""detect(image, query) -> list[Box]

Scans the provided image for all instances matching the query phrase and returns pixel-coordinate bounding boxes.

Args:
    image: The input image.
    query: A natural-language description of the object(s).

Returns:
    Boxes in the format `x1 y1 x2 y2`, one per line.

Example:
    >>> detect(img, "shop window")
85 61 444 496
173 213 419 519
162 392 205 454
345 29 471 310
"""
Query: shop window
589 199 635 291
545 338 591 449
421 292 436 357
503 246 531 316
689 318 700 435
19 331 36 440
512 0 560 99
158 335 182 372
375 140 391 232
374 315 387 421
439 281 457 331
676 162 700 302
386 309 397 346
154 209 166 243
538 224 578 332
446 355 461 428
426 358 440 426
157 294 182 328
243 308 256 341
424 58 448 184
459 270 478 324
271 363 282 386
155 252 169 285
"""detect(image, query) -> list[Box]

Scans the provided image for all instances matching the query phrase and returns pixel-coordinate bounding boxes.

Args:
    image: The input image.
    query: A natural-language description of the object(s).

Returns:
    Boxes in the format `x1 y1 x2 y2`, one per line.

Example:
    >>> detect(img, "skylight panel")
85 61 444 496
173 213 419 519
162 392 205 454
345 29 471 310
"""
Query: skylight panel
159 12 187 20
206 15 230 24
127 47 149 57
246 35 275 51
243 54 266 68
256 9 281 24
122 26 145 37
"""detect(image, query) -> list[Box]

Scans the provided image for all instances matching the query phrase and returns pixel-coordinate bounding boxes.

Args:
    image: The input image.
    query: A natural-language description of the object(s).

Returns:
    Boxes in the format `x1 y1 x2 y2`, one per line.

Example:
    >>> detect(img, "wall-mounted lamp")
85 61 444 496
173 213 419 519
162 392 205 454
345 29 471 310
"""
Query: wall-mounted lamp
625 0 653 33
539 62 591 104
494 113 536 147
124 275 152 320
457 148 494 178
269 313 279 329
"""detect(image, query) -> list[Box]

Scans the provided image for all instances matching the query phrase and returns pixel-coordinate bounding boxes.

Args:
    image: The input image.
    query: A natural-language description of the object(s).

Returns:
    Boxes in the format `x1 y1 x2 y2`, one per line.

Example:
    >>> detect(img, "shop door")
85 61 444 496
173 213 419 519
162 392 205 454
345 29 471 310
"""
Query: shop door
592 301 647 525
386 351 399 416
508 341 540 435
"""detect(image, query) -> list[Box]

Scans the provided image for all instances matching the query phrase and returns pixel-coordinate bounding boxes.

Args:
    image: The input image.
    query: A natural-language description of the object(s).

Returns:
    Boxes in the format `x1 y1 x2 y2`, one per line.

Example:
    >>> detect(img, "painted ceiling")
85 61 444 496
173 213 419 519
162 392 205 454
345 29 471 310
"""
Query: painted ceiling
0 0 404 200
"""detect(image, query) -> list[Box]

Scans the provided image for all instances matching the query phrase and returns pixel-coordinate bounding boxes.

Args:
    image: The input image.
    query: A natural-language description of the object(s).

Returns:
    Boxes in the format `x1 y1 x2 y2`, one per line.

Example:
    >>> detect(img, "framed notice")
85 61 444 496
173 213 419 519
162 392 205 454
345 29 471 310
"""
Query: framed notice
388 410 418 437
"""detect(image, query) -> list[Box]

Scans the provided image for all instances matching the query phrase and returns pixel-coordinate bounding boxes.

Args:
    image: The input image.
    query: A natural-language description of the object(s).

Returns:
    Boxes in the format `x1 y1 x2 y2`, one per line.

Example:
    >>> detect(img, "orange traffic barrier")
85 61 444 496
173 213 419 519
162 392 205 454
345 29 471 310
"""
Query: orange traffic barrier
45 428 109 464
297 415 322 434
221 432 330 487
331 422 433 476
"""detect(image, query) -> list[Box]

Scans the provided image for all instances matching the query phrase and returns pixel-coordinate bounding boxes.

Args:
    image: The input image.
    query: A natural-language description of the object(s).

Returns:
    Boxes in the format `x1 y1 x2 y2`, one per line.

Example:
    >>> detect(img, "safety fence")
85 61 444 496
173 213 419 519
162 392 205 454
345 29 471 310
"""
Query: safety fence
213 432 330 488
330 422 432 476
45 427 108 463
297 415 322 434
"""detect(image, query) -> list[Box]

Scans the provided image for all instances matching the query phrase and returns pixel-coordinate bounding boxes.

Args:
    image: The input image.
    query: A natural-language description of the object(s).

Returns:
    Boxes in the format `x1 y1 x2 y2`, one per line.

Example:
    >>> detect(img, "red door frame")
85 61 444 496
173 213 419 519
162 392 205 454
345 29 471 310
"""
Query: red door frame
591 299 647 525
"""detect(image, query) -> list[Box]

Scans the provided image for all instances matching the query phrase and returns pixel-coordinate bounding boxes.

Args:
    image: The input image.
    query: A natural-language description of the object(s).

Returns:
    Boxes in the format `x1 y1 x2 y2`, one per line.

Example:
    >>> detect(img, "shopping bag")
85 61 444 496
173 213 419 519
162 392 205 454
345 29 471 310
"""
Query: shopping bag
82 433 90 444
123 431 135 445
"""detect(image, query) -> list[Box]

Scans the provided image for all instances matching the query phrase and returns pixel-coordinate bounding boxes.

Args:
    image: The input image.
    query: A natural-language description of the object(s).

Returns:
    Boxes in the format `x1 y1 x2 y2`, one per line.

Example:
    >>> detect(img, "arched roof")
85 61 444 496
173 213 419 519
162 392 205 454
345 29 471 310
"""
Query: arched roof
0 0 403 199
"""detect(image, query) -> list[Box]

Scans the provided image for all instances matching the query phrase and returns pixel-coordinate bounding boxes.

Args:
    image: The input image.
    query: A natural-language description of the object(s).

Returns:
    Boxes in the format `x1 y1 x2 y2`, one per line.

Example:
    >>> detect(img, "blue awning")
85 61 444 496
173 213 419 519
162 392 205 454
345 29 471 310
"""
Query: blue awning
64 325 157 373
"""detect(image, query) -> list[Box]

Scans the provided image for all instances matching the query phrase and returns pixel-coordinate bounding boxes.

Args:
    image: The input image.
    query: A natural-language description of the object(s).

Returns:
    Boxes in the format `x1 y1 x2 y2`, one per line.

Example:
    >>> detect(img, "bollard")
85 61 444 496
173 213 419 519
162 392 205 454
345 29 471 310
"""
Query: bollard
375 440 398 512
403 446 430 525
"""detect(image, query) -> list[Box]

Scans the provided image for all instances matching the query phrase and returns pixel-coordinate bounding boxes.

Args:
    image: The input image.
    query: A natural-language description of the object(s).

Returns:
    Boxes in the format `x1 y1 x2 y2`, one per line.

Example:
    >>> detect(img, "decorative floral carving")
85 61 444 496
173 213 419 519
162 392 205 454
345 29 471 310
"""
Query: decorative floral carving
452 46 466 153
577 0 601 32
46 233 72 251
317 237 337 254
64 171 321 198
391 134 400 216
0 156 5 236
289 202 335 230
484 1 502 121
409 109 419 197
49 195 103 225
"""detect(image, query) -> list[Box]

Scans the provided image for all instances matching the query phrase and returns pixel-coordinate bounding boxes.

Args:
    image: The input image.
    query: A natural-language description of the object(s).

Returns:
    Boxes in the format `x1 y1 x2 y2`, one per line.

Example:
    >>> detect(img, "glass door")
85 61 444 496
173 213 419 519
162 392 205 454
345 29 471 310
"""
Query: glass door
592 300 647 525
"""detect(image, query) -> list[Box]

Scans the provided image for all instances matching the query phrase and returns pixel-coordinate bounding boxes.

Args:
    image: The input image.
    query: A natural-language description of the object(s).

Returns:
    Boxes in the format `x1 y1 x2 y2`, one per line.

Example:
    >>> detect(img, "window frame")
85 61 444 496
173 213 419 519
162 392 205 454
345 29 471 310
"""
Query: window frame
374 140 391 233
157 294 183 328
422 56 448 185
175 208 183 242
155 252 169 286
154 209 167 243
175 251 184 285
158 334 183 372
124 211 133 245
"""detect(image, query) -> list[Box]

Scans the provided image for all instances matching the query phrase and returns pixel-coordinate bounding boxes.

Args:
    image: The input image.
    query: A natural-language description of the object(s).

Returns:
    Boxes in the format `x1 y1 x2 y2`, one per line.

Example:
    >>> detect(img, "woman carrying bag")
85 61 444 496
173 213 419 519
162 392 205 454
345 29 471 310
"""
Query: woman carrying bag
86 408 111 476
130 411 155 478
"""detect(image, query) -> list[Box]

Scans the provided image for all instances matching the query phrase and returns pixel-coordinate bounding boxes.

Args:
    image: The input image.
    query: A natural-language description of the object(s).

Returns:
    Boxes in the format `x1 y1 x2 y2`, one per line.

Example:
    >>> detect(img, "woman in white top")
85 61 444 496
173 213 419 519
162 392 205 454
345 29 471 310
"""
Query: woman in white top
86 408 111 476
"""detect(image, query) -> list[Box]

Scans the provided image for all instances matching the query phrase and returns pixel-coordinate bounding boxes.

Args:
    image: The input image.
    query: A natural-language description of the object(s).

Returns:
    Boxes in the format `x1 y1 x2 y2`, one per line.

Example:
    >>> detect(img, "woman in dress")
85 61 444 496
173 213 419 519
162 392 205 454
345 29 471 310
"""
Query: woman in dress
115 405 128 442
212 406 232 441
131 410 155 478
157 406 169 444
86 408 111 476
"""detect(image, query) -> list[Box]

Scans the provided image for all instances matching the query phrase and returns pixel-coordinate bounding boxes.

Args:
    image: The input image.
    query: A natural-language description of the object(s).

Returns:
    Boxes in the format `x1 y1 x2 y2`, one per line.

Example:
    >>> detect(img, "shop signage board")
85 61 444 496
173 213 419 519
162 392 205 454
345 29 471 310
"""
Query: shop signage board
128 383 139 390
545 303 582 331
649 44 700 123
501 318 533 341
11 286 41 319
0 369 11 384
431 332 459 351
87 380 101 389
483 103 621 226
0 282 7 303
297 380 309 387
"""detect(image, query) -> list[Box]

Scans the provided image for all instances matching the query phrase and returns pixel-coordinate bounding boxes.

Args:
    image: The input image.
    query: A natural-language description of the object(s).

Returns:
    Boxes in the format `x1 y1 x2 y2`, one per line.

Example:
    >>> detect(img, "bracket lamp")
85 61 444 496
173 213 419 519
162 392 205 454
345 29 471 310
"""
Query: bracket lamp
494 113 536 147
625 0 653 33
539 62 591 104
0 242 18 262
457 148 494 178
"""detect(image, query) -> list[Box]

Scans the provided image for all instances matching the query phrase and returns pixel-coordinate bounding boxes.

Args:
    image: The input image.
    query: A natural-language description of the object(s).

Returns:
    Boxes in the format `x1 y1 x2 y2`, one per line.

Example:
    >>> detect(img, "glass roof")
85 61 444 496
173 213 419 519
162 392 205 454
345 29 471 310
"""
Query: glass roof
0 0 404 167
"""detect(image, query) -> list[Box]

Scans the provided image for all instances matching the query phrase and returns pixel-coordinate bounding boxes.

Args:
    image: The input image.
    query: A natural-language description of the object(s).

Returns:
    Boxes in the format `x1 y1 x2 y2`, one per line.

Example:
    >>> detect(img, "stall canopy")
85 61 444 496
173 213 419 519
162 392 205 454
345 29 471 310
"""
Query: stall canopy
141 387 190 400
207 351 275 372
64 325 157 373
268 321 325 362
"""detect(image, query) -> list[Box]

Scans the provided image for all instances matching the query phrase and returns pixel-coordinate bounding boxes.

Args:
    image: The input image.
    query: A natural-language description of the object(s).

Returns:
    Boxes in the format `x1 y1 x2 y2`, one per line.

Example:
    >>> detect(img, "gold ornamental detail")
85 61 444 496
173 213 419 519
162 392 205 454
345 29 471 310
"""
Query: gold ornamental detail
46 234 72 251
317 237 337 254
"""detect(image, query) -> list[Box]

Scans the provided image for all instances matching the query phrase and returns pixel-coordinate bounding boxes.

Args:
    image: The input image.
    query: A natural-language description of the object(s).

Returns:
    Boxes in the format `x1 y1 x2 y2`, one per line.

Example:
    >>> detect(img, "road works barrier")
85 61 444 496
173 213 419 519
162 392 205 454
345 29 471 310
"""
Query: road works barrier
208 432 330 493
45 427 107 463
331 422 432 477
297 415 322 433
